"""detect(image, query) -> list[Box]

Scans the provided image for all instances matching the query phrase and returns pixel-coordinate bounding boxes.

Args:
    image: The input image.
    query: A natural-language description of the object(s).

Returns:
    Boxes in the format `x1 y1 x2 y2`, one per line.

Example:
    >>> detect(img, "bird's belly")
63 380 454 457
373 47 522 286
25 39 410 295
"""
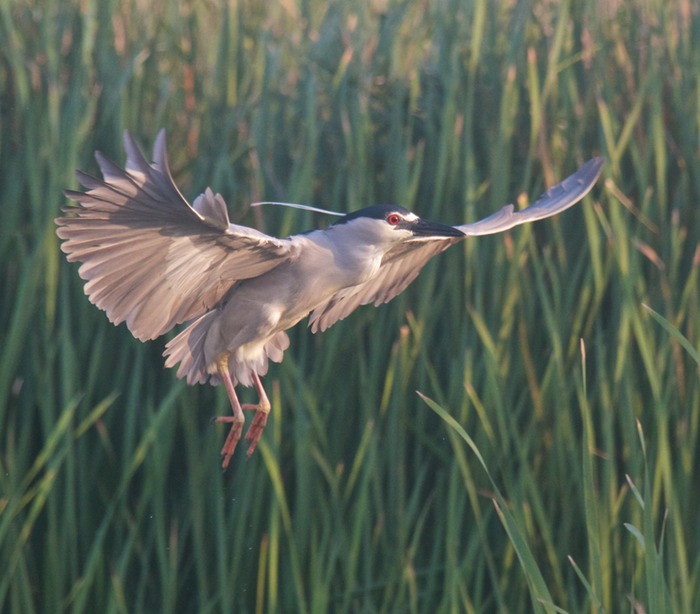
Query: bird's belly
202 252 378 383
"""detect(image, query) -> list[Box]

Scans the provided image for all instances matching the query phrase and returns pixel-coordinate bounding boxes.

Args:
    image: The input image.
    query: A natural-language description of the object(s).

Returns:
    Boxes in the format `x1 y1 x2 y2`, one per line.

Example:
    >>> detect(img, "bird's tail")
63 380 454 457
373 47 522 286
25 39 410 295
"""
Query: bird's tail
164 313 291 388
163 311 218 385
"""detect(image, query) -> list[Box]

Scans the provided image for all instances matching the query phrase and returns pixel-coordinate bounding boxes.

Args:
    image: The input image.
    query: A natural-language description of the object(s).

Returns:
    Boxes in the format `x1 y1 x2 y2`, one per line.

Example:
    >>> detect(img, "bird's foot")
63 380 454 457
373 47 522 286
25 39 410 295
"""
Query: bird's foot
215 416 244 470
242 405 269 457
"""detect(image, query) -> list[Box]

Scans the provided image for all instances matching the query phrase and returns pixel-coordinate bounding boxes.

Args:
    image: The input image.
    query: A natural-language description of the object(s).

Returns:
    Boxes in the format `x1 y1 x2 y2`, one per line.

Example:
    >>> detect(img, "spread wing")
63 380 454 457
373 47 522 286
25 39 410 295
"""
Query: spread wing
456 156 604 235
308 157 603 333
56 130 294 341
308 236 461 333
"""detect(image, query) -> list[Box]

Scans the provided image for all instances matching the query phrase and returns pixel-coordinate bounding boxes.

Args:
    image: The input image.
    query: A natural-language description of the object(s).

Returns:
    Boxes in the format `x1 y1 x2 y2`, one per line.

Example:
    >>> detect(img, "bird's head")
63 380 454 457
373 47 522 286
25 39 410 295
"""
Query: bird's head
331 205 464 249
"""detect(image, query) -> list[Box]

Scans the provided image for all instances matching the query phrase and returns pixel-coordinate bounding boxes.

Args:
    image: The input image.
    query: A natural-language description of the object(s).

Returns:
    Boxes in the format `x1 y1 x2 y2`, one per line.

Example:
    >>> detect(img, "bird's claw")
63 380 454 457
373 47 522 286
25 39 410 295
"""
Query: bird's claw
219 420 244 470
215 404 270 467
245 409 269 457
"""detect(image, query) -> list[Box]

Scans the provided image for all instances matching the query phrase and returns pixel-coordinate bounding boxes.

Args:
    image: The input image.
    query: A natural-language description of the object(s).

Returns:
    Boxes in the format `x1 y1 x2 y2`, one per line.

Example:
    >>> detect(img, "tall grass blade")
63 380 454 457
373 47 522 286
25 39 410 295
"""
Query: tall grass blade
419 392 557 613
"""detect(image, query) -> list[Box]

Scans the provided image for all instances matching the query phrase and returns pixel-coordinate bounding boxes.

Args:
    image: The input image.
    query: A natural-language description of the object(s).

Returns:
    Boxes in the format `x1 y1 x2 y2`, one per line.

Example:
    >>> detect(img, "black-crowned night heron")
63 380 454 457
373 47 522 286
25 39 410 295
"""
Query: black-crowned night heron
56 131 603 469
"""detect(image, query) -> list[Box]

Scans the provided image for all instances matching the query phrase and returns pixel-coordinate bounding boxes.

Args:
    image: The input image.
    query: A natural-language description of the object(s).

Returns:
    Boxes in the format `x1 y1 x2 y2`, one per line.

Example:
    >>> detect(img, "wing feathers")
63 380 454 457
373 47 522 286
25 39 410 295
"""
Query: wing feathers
192 189 230 228
309 157 602 333
309 238 457 333
456 157 603 236
56 130 293 340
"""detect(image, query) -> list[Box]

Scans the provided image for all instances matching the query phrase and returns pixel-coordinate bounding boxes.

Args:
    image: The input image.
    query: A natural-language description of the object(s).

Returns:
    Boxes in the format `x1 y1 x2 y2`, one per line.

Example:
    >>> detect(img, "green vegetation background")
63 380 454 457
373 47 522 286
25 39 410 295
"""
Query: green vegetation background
1 0 698 612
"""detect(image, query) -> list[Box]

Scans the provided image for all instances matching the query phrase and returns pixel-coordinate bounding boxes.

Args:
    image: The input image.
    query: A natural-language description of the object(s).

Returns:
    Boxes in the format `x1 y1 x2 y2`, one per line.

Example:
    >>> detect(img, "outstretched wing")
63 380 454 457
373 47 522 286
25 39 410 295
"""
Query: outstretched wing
456 157 604 235
308 157 603 333
308 236 461 333
56 130 294 341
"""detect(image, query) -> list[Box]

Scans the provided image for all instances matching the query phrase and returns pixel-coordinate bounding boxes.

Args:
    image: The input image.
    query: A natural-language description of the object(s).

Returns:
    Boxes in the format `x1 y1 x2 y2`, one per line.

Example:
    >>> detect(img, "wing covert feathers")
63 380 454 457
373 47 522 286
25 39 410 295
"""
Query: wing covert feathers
56 130 292 341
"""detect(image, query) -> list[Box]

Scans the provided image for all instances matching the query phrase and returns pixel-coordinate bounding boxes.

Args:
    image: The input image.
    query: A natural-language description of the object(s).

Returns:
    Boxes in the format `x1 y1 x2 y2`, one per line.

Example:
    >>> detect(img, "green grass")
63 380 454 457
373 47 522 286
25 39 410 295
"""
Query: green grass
1 0 699 611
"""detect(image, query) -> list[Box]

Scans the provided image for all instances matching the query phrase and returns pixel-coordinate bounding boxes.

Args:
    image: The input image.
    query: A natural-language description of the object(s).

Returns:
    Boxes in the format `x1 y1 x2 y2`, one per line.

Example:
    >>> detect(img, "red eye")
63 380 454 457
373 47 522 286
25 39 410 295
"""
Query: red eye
387 213 401 226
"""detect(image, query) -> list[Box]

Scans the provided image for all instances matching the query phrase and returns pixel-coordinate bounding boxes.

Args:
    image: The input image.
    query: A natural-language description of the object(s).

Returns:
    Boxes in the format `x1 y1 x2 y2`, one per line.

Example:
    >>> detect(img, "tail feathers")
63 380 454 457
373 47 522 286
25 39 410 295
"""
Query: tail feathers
230 331 290 386
163 311 218 385
164 315 291 387
265 331 290 363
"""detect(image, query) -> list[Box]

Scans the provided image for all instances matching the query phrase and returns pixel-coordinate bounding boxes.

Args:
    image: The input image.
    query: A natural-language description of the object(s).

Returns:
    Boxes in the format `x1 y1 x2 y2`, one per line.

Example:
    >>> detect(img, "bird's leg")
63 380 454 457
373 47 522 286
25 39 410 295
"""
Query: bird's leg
213 357 245 470
242 372 271 456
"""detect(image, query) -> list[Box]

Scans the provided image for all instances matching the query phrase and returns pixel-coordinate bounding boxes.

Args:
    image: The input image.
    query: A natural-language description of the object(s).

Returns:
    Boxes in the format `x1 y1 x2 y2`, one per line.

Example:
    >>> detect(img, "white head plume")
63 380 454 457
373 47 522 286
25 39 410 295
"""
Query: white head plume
250 201 345 217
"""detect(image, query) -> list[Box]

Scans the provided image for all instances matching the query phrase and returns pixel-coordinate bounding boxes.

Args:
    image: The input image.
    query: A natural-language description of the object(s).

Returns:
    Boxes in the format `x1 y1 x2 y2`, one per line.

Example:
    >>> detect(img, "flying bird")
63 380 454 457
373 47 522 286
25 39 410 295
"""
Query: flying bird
56 131 603 469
